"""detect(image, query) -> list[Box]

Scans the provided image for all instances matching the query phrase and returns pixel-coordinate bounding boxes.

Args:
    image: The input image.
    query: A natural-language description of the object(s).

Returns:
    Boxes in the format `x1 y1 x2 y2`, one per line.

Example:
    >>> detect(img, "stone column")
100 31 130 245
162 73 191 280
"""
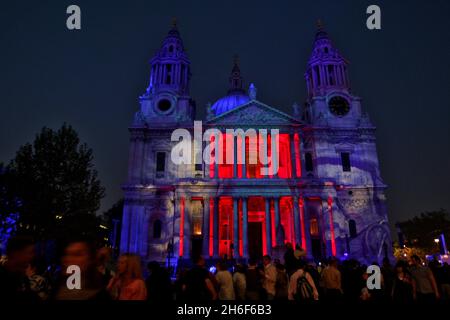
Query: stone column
265 197 272 255
233 197 239 258
233 136 238 178
302 198 313 258
242 197 248 258
173 196 181 257
183 197 191 259
274 197 281 246
293 196 301 247
119 204 131 253
213 197 220 258
290 133 297 178
241 136 246 178
202 196 210 257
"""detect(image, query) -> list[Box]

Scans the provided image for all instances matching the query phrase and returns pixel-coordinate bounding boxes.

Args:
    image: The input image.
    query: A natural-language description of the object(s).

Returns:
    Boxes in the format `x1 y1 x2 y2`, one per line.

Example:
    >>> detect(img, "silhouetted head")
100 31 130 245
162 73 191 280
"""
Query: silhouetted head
6 236 35 275
262 255 271 266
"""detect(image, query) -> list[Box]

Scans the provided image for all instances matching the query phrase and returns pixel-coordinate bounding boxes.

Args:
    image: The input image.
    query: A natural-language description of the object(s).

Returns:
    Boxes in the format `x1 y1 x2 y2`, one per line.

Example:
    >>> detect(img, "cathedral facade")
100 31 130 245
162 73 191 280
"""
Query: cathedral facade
120 22 393 266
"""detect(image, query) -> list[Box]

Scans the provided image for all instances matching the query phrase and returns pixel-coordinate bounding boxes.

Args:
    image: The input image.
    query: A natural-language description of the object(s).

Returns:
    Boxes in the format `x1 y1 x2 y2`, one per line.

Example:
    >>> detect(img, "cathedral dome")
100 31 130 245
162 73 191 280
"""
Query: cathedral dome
210 55 251 116
211 92 250 116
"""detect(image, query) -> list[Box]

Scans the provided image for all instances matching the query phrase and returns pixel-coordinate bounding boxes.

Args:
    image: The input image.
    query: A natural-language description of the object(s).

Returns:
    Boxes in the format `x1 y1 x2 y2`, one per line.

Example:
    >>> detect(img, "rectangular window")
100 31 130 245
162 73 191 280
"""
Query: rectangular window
305 152 314 172
341 152 351 172
195 163 203 171
156 152 166 172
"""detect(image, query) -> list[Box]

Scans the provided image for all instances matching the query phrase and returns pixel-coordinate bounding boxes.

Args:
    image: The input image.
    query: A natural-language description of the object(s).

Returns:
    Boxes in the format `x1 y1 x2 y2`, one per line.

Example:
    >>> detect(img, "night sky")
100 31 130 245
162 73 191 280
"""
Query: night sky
1 0 449 228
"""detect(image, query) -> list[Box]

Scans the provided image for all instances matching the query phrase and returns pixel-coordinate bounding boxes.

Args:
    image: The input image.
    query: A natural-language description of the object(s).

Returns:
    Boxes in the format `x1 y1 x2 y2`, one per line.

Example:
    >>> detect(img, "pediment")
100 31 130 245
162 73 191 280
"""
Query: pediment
207 100 301 126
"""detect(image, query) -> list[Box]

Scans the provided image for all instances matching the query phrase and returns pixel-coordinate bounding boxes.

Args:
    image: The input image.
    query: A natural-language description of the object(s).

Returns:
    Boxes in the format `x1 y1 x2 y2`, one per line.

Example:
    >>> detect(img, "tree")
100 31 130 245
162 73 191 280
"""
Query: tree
0 163 21 248
396 209 450 253
7 124 105 241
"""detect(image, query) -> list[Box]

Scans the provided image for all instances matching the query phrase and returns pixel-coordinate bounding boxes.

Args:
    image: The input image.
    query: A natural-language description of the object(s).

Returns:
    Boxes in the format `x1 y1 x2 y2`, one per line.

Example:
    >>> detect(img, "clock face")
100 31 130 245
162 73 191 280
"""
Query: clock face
328 96 350 116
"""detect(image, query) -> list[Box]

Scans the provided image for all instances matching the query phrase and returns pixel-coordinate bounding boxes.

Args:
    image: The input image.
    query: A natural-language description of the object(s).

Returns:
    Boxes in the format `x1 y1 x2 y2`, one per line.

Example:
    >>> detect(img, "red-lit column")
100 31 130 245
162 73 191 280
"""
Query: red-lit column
233 197 239 258
241 136 246 179
290 133 297 178
299 197 307 252
233 136 238 178
265 197 272 255
179 197 185 257
242 197 248 258
202 196 210 257
213 197 220 258
274 197 281 246
293 196 301 247
328 196 337 257
183 197 191 259
294 133 302 177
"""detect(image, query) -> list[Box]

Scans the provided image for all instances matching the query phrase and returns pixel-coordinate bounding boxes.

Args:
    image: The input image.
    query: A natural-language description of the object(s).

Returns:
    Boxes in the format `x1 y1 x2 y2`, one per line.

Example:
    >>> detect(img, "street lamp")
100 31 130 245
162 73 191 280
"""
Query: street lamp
434 238 440 244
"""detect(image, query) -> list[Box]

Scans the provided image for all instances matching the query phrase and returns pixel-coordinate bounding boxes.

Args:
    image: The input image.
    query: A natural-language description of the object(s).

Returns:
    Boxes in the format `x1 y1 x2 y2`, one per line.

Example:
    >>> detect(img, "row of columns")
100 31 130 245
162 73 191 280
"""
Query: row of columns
177 194 335 260
211 132 303 179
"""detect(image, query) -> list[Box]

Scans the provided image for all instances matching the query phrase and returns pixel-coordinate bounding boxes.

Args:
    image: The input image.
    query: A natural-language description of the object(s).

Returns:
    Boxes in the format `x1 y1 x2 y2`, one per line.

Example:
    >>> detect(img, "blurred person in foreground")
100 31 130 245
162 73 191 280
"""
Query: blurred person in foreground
0 236 38 301
288 259 319 301
107 253 147 300
320 258 343 302
409 255 439 303
146 261 172 301
182 256 217 301
262 255 277 300
96 247 115 288
215 260 235 300
233 264 246 300
54 239 109 300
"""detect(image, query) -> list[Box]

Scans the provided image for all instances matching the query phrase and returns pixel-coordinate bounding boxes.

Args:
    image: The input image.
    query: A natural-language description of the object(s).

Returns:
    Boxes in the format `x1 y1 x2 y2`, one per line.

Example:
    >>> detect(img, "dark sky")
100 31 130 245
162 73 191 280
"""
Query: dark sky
1 0 449 227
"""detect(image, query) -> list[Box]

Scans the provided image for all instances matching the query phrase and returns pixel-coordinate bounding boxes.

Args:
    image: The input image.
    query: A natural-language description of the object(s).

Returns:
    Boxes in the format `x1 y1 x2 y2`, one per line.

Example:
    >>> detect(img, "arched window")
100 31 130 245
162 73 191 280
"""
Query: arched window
153 220 162 239
349 220 357 238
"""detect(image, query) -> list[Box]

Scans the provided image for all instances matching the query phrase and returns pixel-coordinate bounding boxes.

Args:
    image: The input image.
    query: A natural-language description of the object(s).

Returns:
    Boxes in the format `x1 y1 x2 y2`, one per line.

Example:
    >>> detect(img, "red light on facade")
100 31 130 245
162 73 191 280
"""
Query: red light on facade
209 198 214 257
294 133 302 177
179 197 185 257
299 198 306 252
328 196 336 256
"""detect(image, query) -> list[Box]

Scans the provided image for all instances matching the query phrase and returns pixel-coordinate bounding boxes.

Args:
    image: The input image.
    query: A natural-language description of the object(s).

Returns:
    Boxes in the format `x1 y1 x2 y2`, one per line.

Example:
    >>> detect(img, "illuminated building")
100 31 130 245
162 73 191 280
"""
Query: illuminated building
120 21 393 266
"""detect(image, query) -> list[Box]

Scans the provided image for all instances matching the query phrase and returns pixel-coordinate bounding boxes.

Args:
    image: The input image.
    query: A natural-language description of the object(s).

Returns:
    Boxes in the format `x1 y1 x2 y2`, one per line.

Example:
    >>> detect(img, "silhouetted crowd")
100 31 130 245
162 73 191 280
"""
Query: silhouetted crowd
1 236 450 303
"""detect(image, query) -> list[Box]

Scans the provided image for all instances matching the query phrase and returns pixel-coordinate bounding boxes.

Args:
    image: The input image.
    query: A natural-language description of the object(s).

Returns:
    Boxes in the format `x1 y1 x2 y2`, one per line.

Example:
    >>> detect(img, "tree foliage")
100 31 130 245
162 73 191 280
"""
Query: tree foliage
6 124 105 240
397 209 450 252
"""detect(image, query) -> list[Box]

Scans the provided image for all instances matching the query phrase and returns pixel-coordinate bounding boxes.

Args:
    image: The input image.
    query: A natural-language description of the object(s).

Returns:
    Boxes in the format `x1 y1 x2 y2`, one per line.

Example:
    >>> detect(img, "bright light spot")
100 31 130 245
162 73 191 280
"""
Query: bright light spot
209 266 216 274
99 224 108 230
434 238 440 243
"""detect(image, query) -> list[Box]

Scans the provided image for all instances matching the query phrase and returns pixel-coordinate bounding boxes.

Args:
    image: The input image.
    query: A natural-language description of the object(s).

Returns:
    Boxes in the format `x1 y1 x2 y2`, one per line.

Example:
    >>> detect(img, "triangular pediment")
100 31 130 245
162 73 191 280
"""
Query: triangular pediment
207 100 301 126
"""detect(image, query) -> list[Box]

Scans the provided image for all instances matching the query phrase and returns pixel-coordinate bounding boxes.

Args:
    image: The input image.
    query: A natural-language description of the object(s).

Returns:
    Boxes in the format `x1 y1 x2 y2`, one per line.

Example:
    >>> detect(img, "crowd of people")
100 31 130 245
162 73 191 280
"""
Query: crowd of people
1 236 450 303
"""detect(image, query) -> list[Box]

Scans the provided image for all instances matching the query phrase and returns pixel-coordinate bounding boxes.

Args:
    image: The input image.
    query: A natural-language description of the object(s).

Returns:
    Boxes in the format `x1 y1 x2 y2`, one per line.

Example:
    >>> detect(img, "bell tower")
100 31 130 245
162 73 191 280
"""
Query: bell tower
303 20 362 128
138 19 195 126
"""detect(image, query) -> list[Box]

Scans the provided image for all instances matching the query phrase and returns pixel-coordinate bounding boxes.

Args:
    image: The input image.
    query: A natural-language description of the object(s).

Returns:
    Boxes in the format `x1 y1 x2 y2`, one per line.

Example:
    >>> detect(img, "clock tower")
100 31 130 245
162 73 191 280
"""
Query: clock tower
301 21 390 262
303 20 363 128
137 19 195 127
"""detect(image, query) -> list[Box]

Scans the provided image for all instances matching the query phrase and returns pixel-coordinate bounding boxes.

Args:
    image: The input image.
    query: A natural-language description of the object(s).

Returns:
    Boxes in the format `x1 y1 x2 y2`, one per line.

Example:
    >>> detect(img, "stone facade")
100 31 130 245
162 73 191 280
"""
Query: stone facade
120 22 393 267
